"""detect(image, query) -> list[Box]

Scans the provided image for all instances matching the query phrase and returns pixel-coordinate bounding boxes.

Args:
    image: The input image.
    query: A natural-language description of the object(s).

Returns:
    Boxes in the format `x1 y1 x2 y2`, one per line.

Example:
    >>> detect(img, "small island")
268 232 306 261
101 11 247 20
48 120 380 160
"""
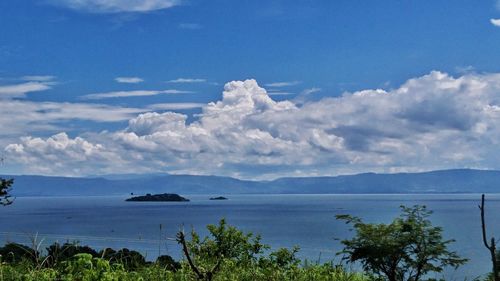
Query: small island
126 193 190 202
209 196 228 200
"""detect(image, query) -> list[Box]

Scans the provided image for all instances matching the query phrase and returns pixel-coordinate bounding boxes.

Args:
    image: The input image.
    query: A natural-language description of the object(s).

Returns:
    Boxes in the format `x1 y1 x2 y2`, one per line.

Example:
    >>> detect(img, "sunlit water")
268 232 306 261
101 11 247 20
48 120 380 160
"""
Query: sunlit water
0 194 499 280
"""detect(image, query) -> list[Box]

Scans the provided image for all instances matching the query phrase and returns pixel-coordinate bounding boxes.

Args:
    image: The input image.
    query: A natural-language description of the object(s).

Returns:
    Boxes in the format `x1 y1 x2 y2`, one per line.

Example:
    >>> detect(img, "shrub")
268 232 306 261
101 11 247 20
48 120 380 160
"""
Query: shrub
336 205 467 281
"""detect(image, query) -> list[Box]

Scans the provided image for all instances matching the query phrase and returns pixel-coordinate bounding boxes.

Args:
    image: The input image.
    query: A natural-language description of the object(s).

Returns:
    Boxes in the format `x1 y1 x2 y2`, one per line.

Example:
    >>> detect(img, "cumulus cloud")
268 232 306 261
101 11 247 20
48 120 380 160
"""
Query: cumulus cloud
50 0 181 13
4 133 123 175
167 78 206 83
6 72 500 178
81 89 192 100
115 77 143 83
491 18 500 27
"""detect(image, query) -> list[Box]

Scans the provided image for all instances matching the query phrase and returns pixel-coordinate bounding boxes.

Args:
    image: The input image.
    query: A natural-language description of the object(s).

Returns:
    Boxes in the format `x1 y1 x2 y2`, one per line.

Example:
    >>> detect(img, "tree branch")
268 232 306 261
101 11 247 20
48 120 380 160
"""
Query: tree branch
176 230 204 280
480 194 491 250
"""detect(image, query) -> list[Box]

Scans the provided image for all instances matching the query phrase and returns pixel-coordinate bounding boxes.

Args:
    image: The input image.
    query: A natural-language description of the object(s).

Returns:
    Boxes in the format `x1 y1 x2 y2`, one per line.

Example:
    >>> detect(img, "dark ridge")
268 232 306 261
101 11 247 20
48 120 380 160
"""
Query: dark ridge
125 193 189 202
210 196 228 200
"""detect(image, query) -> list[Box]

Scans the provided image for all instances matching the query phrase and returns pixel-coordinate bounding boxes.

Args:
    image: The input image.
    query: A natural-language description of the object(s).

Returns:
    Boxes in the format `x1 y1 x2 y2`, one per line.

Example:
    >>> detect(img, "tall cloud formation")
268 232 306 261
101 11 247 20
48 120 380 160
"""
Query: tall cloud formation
6 71 500 178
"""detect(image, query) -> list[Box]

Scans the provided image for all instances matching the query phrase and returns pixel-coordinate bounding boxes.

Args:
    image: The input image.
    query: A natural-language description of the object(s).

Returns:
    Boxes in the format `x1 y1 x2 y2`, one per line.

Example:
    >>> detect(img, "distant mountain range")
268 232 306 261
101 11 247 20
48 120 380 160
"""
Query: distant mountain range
2 169 500 196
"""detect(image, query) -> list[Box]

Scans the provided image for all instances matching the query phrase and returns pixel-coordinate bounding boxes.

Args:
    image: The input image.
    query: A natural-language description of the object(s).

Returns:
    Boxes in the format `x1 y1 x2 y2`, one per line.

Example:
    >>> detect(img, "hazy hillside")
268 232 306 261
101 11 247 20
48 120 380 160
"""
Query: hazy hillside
2 169 500 196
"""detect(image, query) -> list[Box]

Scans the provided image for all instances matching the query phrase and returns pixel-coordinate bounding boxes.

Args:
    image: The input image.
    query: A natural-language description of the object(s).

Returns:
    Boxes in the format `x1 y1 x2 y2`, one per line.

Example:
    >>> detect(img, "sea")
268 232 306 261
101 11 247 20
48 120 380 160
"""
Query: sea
0 194 498 280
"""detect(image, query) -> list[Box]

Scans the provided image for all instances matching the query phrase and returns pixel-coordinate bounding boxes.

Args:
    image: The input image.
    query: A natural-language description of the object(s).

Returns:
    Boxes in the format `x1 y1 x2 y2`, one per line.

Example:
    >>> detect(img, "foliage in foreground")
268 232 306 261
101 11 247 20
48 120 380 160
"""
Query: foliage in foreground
0 177 13 206
0 219 372 281
0 253 372 281
0 205 473 281
336 205 467 281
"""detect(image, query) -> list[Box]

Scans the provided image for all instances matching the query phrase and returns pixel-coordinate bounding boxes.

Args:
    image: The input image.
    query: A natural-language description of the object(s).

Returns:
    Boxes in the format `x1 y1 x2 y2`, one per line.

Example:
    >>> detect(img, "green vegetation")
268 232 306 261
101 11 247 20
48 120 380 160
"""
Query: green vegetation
336 205 467 281
0 177 14 206
125 193 190 202
0 221 372 281
0 203 484 280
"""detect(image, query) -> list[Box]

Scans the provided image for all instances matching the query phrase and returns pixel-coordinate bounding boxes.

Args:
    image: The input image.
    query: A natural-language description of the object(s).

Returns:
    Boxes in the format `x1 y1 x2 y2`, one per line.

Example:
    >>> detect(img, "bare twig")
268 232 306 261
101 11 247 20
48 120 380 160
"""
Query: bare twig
479 194 499 281
176 229 204 280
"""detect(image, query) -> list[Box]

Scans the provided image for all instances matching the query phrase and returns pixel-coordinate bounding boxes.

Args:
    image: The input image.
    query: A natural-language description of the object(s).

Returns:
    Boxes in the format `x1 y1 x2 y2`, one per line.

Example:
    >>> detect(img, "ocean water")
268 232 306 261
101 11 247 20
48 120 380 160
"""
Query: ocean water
0 194 499 279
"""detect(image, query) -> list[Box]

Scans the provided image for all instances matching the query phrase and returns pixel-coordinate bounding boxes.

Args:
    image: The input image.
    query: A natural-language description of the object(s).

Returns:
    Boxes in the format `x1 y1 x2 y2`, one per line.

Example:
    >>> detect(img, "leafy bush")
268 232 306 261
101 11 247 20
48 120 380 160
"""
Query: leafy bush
156 254 181 271
46 242 99 266
59 253 128 281
100 248 147 270
336 205 467 281
0 242 38 264
0 177 14 206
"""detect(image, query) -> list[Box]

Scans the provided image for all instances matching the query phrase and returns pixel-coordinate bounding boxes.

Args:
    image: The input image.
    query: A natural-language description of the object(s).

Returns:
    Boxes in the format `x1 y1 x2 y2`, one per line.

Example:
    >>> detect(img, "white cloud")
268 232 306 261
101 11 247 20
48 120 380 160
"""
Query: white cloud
6 72 500 178
0 99 144 138
167 78 206 83
0 82 52 98
0 80 146 145
4 133 123 175
148 103 204 110
293 87 321 104
455 65 475 74
50 0 182 13
301 87 321 95
491 18 500 27
265 81 301 87
267 91 295 96
21 75 56 82
115 77 144 83
81 89 192 100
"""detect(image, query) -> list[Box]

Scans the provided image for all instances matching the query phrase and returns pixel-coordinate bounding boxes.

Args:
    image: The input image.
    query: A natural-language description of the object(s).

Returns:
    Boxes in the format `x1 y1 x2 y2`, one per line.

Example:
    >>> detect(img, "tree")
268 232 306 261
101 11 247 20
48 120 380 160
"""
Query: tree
0 242 38 264
336 205 467 281
0 177 14 206
45 242 99 267
176 219 267 281
479 194 499 281
100 248 147 270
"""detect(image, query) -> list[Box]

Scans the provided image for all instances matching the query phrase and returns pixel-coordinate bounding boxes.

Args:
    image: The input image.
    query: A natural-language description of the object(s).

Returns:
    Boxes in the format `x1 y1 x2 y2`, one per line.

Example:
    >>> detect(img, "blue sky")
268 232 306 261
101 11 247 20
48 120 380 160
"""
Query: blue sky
2 0 500 178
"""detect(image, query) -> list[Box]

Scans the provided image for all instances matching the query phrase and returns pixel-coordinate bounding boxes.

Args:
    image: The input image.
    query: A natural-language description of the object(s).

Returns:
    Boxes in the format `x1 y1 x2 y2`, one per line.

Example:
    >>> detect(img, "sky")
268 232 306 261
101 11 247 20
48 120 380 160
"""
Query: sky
1 0 500 179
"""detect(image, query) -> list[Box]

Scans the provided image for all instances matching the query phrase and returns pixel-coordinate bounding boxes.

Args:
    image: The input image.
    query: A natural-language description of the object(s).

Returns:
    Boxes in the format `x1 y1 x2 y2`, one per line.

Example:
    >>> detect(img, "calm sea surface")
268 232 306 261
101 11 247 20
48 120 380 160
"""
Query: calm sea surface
0 194 499 279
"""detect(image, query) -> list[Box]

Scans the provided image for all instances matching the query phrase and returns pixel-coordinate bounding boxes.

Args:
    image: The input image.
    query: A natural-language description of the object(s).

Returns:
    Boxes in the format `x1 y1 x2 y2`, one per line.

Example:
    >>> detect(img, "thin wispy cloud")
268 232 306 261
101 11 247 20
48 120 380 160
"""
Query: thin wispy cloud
455 65 476 74
81 89 192 100
167 78 206 83
0 82 52 98
21 75 56 82
49 0 182 13
265 81 301 87
148 103 204 110
115 77 144 84
301 87 321 95
178 23 202 30
0 99 144 145
491 18 500 27
267 91 295 96
293 87 322 105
